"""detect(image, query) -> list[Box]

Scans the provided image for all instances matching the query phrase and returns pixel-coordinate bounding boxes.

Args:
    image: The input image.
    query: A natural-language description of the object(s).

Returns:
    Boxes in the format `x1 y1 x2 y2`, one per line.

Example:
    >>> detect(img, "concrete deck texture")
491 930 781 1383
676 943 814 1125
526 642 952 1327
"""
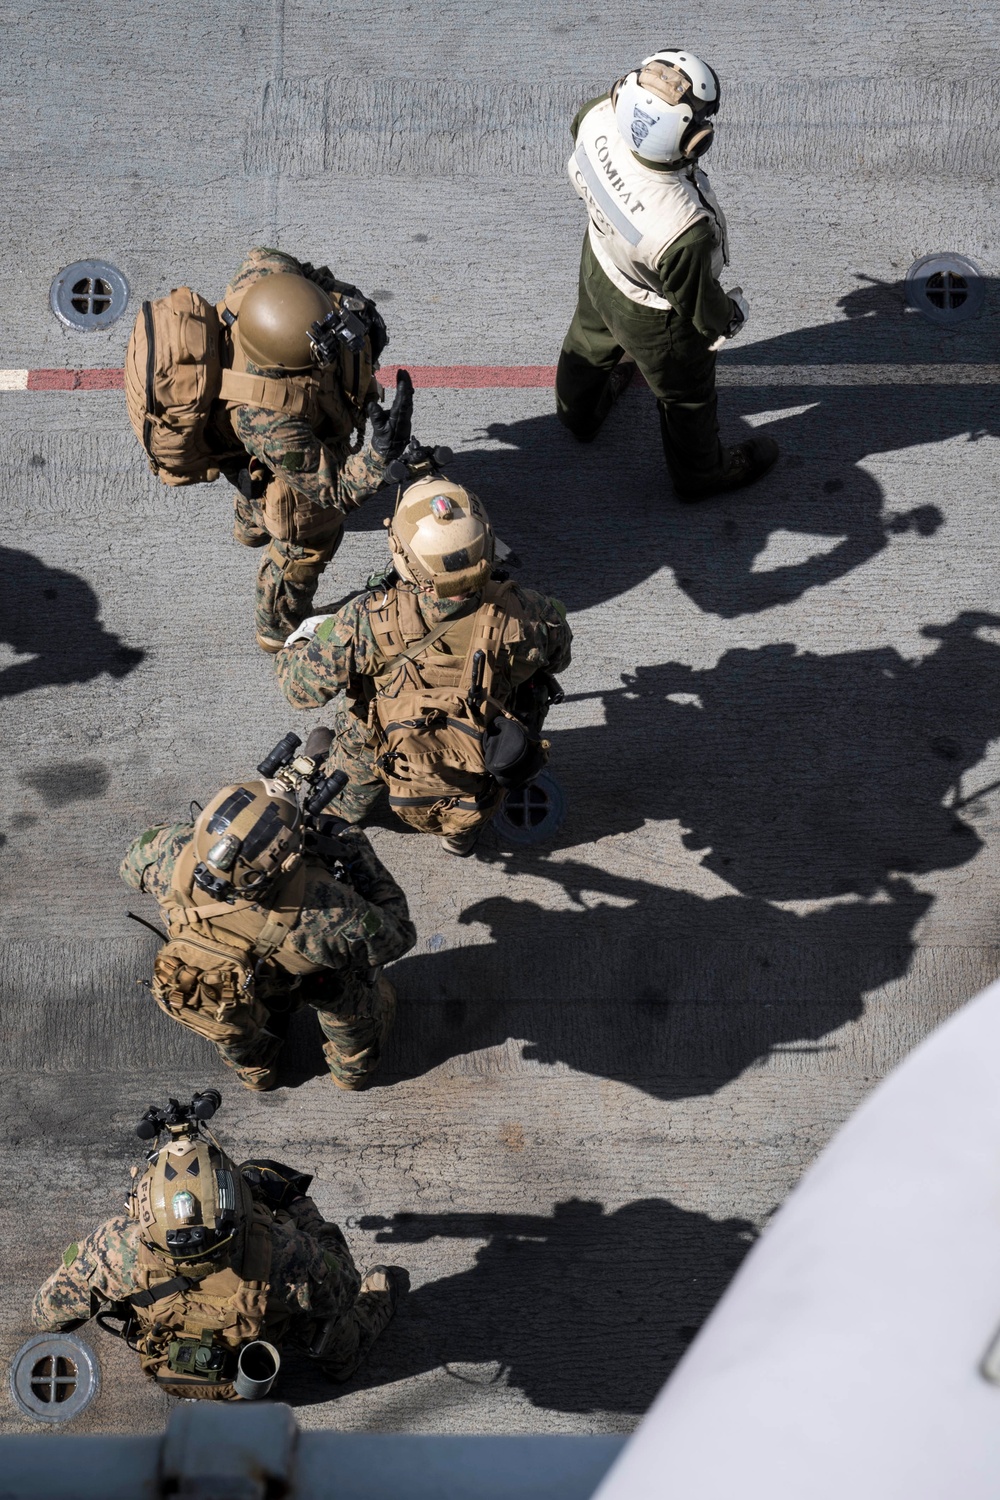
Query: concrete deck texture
3 0 1000 1436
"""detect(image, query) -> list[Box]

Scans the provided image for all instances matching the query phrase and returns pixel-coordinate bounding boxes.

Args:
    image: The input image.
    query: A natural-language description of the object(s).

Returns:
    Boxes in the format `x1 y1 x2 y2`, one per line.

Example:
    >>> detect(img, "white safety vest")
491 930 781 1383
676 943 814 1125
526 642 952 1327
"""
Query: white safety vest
568 97 729 311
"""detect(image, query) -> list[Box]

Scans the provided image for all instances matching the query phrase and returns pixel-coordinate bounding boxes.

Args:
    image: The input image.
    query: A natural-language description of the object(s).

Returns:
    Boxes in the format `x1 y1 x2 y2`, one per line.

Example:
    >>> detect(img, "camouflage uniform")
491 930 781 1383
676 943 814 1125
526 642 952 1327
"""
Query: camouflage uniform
273 577 573 825
214 249 389 646
33 1196 393 1382
120 821 415 1088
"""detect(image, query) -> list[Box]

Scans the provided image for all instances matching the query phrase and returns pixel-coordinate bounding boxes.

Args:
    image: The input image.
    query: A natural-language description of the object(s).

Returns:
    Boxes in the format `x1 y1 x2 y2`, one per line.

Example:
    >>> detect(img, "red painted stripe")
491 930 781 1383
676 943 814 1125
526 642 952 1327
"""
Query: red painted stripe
19 365 556 391
27 368 125 390
380 364 556 388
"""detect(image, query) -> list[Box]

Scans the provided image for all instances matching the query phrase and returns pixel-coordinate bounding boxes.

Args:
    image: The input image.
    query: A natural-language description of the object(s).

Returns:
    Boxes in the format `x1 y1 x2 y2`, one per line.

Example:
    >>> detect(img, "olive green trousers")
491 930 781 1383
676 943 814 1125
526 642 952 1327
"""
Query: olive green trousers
556 236 723 481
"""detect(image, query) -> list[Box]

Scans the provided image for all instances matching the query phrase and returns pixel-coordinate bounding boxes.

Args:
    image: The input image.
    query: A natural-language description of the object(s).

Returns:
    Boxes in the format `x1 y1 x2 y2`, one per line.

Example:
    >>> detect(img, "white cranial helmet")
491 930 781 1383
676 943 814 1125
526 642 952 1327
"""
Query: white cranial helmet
612 50 720 166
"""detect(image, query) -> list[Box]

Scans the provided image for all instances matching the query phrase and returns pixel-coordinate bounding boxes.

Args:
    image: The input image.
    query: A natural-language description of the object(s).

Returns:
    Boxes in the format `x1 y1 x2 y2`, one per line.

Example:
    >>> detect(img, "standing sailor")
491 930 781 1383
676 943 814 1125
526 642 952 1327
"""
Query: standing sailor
556 50 779 499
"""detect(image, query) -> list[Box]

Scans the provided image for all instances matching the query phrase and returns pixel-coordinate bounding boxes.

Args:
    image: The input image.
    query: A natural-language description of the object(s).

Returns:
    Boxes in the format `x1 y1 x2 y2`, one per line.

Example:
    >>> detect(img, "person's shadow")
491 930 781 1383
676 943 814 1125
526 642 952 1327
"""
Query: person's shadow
384 862 932 1102
543 609 1000 893
362 275 996 619
337 609 1000 1101
278 1196 758 1415
0 547 145 697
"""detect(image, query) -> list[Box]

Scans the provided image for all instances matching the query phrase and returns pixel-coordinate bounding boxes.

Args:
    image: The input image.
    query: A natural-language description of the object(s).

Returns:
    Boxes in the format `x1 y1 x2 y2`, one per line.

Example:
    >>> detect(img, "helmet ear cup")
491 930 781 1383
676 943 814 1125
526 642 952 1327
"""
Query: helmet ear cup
681 120 714 160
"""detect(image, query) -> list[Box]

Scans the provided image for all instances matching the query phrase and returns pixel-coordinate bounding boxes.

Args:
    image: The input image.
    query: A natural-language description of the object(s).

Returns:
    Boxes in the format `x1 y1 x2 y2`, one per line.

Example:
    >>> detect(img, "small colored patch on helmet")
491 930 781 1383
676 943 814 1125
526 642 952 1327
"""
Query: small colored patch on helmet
361 910 383 937
172 1190 197 1222
281 450 305 472
139 827 160 848
316 617 340 642
62 1242 79 1269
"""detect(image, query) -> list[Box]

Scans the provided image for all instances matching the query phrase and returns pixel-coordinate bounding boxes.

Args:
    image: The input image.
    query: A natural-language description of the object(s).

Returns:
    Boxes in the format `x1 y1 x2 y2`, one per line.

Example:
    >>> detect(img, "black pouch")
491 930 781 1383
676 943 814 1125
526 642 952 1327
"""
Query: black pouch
482 716 547 789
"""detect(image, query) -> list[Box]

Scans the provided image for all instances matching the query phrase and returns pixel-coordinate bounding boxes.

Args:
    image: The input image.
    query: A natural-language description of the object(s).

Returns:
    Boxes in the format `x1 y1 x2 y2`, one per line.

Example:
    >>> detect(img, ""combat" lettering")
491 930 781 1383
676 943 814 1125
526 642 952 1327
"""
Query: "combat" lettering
593 135 646 216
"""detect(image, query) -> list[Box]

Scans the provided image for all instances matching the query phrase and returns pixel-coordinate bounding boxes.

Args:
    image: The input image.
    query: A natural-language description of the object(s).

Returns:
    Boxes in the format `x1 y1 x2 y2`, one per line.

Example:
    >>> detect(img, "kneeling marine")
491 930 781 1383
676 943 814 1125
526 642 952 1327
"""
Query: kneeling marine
120 729 415 1091
32 1089 407 1400
274 457 572 856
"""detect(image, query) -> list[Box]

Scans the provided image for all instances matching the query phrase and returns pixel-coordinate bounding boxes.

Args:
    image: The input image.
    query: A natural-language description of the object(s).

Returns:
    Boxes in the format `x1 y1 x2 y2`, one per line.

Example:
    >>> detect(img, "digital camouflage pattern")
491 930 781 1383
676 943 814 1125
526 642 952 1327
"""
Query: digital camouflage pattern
217 249 390 644
120 822 415 1086
273 577 573 823
33 1197 395 1383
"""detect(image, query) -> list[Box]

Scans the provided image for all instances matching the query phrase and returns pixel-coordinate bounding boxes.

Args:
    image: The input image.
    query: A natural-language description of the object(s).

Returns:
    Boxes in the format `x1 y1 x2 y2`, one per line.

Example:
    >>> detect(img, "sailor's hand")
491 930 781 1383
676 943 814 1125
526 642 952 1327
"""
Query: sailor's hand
709 288 750 351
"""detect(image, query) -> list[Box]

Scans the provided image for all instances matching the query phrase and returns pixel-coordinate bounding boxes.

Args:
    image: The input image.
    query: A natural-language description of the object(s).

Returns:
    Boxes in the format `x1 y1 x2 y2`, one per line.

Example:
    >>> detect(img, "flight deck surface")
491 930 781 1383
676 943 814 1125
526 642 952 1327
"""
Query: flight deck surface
2 0 999 1434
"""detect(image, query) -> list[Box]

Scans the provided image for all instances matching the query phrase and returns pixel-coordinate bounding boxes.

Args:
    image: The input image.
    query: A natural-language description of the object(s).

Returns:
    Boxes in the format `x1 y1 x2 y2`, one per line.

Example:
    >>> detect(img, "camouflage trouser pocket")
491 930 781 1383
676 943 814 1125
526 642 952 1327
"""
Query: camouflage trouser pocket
261 473 297 540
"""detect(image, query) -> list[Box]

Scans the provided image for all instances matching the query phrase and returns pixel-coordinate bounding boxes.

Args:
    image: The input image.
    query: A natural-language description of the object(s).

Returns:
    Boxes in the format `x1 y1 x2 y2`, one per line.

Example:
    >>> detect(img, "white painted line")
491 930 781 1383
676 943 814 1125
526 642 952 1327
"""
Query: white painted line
0 369 29 390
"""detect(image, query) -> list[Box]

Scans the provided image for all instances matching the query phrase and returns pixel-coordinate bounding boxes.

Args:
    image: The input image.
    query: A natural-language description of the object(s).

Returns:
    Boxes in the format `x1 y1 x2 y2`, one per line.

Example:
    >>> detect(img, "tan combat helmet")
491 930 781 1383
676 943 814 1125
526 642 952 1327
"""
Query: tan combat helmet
388 477 495 599
192 780 302 899
135 1133 252 1273
237 272 333 370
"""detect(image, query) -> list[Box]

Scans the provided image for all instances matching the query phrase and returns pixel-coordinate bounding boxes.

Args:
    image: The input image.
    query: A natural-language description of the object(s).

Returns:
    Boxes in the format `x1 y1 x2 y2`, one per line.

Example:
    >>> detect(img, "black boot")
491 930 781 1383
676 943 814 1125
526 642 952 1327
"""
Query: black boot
674 436 780 501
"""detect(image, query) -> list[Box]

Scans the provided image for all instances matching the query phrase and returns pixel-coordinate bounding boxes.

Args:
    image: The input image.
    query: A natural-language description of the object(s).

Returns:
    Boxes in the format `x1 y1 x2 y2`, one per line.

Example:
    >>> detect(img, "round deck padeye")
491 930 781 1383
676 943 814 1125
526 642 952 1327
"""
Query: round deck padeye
50 260 130 331
9 1332 101 1422
493 772 567 846
905 253 985 325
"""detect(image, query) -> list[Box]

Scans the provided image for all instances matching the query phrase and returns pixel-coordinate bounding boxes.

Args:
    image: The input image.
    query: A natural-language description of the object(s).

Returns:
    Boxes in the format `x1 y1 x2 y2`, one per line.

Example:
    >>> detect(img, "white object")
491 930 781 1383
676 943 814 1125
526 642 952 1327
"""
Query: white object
283 615 332 647
594 974 1000 1500
569 98 728 311
612 51 718 165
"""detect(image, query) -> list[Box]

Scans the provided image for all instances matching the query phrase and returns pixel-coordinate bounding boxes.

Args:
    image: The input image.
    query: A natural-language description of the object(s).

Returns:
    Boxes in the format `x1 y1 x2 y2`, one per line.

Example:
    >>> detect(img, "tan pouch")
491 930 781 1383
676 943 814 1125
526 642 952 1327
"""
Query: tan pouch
149 934 269 1048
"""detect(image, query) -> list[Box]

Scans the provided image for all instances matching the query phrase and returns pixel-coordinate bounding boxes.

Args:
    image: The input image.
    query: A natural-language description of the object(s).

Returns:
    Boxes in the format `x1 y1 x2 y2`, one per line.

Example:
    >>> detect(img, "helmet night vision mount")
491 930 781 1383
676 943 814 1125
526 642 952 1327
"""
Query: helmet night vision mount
308 285 389 364
191 729 349 904
135 1089 222 1143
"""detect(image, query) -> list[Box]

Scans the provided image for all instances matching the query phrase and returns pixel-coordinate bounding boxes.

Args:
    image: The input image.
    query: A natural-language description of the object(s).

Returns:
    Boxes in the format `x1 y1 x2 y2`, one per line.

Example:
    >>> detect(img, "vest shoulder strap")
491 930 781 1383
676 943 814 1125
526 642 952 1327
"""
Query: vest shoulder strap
129 1273 195 1309
369 589 486 667
456 580 517 696
218 368 313 418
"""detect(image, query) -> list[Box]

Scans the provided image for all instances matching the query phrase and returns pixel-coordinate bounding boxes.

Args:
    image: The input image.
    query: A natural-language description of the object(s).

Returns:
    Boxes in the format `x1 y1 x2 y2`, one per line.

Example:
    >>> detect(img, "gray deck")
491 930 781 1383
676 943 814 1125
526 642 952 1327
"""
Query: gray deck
2 0 999 1435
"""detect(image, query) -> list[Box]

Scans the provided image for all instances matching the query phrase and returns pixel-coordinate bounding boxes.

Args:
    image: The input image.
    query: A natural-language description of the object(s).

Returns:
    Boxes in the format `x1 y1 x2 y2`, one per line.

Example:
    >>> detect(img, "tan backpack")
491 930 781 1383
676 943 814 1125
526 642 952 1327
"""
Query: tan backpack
124 280 376 488
148 844 321 1051
359 581 543 836
130 1205 288 1399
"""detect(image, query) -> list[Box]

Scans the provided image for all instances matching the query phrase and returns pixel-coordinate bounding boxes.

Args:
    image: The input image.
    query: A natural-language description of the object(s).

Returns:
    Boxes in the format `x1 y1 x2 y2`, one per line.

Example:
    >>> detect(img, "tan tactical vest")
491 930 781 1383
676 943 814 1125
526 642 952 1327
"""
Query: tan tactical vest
358 581 534 835
148 842 322 1051
569 96 728 310
131 1204 288 1399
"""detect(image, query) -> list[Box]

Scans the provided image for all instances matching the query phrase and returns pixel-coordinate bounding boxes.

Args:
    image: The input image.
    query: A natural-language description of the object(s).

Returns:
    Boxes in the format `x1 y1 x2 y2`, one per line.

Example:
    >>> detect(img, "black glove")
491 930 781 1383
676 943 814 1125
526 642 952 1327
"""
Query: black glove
330 825 385 899
367 370 414 461
239 1158 314 1210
